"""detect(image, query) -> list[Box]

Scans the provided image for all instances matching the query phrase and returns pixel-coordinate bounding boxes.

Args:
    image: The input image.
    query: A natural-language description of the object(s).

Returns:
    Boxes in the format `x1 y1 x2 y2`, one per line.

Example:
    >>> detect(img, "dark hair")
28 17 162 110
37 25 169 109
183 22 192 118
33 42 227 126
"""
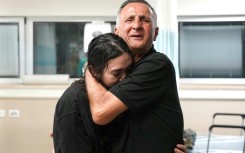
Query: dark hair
87 33 133 82
116 0 157 27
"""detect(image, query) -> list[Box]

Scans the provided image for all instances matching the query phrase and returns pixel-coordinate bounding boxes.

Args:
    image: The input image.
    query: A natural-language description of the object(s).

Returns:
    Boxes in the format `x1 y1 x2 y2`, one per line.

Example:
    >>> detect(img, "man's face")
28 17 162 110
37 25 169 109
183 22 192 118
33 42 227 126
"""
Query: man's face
115 3 158 56
101 52 132 88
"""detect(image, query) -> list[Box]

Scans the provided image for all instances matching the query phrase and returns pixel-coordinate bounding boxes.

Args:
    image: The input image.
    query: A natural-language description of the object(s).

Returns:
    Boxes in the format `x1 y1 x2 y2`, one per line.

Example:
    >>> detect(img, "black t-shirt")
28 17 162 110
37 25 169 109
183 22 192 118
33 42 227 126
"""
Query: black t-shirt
109 46 184 153
53 80 106 153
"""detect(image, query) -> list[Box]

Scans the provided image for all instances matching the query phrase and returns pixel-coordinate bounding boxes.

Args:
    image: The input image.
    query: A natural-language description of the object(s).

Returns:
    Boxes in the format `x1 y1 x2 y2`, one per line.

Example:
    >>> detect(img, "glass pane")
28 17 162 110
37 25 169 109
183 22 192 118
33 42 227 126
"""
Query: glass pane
179 22 245 78
34 22 86 78
33 22 115 78
0 23 19 77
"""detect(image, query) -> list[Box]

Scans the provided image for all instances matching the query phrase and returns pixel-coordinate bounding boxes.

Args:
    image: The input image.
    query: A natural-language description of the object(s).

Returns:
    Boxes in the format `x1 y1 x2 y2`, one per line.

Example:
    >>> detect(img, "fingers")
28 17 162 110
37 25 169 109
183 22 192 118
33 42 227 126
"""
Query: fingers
174 148 184 153
175 144 188 153
49 131 53 137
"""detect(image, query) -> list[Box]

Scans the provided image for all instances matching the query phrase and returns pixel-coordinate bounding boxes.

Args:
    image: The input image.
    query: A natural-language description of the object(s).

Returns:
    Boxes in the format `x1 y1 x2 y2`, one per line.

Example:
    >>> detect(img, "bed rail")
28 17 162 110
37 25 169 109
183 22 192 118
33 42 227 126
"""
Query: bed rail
206 124 245 153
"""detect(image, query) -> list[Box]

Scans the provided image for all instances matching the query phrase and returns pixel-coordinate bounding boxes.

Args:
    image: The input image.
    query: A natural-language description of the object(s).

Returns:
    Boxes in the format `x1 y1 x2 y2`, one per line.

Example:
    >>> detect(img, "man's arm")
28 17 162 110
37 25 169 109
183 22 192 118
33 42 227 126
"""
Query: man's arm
85 70 127 125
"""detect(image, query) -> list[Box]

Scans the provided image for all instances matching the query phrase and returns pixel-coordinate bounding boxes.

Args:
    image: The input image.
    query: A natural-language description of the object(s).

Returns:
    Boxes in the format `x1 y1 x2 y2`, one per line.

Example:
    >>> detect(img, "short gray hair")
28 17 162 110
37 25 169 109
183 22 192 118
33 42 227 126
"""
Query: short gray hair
116 0 158 27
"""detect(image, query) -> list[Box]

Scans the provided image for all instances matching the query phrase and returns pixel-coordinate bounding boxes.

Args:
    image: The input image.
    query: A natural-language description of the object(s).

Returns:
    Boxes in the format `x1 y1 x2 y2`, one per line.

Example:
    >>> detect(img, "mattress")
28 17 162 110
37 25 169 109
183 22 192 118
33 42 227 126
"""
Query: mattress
190 134 245 153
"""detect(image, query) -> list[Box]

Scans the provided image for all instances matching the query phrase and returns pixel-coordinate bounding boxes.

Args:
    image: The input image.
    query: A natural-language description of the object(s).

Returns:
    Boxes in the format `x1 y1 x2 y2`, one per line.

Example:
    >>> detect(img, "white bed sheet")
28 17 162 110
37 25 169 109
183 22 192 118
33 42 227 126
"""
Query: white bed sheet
190 134 245 153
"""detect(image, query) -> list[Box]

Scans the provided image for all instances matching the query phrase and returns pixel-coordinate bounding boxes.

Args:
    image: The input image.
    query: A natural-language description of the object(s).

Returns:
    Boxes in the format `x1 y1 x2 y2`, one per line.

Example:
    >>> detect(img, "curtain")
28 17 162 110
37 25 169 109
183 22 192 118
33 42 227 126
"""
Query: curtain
0 24 19 77
154 0 179 78
34 23 56 74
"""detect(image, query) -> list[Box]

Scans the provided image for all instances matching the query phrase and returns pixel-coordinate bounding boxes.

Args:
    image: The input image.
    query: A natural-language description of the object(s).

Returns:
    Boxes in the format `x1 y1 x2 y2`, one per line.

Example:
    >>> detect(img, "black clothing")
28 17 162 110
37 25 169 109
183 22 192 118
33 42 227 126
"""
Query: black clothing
109 46 184 153
53 80 105 153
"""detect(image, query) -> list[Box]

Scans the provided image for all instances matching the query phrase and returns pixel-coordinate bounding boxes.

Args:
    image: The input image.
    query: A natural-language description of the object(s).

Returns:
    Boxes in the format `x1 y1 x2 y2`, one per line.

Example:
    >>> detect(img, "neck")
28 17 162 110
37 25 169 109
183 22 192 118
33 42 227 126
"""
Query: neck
132 47 152 62
134 54 143 62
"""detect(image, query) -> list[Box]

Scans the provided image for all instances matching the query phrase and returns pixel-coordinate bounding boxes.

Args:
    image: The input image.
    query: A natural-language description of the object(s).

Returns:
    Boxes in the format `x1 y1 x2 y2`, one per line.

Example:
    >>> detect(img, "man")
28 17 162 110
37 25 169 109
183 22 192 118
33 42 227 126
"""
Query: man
85 0 186 152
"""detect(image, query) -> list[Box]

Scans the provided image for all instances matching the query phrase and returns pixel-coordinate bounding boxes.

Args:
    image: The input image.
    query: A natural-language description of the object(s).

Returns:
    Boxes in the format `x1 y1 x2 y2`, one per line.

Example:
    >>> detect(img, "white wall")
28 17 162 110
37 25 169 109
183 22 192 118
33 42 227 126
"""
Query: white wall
0 0 125 16
180 95 245 134
0 0 157 16
178 0 245 16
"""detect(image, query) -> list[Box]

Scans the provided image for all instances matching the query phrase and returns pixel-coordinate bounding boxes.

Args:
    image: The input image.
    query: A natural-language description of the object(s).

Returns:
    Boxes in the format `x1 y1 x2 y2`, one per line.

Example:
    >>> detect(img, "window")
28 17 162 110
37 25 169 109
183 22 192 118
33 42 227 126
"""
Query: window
179 21 245 79
0 17 24 83
0 17 116 83
26 17 116 79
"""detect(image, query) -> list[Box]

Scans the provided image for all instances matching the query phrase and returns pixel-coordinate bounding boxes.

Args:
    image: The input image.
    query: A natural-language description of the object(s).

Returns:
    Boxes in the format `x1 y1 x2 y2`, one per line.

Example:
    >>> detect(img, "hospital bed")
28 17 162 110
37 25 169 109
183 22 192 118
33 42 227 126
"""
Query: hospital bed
191 113 245 153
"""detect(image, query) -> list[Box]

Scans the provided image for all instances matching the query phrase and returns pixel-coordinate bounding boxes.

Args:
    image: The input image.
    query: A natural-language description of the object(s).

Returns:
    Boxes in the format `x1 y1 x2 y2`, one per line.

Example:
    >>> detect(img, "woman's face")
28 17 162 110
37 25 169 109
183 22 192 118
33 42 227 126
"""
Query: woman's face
101 52 132 88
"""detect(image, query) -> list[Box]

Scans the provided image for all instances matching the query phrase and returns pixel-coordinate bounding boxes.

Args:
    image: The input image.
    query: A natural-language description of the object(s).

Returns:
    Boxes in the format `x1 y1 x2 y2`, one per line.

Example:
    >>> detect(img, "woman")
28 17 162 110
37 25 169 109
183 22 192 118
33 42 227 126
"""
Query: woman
52 33 133 153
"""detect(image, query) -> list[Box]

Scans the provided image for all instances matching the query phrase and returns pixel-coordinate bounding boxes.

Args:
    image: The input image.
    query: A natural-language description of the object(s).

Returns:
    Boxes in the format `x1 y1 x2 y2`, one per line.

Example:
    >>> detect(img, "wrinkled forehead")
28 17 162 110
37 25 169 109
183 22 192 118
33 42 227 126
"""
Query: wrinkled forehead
121 2 153 16
118 3 155 25
116 2 157 27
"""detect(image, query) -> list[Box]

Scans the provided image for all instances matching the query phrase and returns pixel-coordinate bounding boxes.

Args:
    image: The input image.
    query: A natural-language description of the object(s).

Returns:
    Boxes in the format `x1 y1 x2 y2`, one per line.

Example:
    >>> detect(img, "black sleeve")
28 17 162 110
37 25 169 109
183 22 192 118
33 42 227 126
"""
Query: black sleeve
53 83 95 153
56 111 94 153
109 52 178 112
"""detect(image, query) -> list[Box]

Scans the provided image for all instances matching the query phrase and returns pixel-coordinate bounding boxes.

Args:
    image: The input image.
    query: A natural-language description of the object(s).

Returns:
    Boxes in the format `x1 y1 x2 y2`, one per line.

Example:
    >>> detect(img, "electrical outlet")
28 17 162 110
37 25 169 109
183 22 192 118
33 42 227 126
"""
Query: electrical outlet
0 109 6 118
8 109 20 118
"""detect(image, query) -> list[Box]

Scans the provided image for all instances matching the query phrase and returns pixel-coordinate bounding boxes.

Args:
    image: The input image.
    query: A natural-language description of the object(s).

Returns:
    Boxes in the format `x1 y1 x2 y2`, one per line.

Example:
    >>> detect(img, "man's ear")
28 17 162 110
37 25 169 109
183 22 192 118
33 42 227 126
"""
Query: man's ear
153 27 159 41
114 27 119 35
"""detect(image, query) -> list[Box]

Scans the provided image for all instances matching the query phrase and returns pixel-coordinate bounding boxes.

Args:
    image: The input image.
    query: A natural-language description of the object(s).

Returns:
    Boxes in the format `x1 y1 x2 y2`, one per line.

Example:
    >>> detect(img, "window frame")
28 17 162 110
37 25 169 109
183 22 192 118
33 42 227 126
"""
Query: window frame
25 16 116 84
178 15 245 85
0 17 25 83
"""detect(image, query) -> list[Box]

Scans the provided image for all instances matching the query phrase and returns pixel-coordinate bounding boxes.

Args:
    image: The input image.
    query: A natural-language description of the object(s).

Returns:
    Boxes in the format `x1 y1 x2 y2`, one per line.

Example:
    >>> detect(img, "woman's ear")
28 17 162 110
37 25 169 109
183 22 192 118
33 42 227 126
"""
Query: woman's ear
88 66 99 79
88 66 95 76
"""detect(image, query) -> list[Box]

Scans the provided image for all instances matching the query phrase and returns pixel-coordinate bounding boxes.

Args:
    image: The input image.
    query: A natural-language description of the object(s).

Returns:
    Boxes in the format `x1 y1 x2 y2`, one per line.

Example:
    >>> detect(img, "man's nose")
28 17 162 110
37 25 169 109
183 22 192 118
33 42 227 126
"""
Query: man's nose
133 20 142 29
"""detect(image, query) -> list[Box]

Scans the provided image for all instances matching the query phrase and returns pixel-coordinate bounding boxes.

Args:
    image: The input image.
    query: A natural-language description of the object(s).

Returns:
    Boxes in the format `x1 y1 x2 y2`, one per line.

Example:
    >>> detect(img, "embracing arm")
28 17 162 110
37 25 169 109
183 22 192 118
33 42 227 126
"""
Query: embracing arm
174 144 188 153
85 70 127 125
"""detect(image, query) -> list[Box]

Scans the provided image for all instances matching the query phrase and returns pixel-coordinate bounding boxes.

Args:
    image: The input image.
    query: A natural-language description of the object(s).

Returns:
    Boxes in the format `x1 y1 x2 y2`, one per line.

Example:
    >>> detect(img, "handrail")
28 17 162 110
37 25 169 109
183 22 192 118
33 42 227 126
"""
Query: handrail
212 113 245 135
213 113 245 119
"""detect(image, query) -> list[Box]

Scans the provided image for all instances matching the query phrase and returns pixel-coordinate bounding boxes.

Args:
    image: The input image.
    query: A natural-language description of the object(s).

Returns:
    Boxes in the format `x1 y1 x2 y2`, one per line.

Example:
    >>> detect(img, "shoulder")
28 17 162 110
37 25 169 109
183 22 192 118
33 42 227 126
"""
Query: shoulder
135 51 173 74
147 50 171 64
127 49 176 84
54 80 87 118
137 46 172 66
61 81 82 98
56 80 86 108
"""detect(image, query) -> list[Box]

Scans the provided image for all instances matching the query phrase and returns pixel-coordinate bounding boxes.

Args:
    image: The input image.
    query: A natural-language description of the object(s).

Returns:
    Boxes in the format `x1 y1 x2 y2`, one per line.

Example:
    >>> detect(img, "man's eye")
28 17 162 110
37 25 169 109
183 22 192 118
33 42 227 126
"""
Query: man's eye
126 18 134 22
141 18 150 23
126 20 132 23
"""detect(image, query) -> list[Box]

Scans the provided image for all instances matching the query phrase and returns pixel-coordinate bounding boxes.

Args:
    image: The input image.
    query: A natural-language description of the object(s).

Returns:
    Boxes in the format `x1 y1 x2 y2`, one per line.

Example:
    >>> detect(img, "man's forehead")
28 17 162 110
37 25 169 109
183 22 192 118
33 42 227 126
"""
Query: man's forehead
121 3 151 14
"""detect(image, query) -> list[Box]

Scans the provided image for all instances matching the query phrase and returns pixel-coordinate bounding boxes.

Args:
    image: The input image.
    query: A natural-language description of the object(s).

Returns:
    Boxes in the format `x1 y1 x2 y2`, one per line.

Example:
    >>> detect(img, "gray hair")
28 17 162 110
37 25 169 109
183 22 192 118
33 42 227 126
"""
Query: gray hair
116 0 158 28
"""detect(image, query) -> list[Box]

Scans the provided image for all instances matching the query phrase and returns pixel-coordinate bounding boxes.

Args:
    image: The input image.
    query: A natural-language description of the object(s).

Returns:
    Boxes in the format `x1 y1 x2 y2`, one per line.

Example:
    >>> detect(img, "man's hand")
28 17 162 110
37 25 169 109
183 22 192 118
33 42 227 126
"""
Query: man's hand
174 144 188 153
